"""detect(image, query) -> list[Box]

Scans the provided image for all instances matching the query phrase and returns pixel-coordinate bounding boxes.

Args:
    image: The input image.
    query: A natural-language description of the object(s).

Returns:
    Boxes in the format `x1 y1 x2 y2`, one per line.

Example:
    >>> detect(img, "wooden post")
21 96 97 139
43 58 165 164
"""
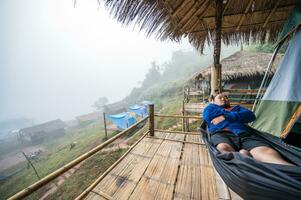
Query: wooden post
22 152 40 180
187 118 190 132
182 101 185 132
149 104 154 137
103 112 108 138
211 0 223 94
187 87 190 103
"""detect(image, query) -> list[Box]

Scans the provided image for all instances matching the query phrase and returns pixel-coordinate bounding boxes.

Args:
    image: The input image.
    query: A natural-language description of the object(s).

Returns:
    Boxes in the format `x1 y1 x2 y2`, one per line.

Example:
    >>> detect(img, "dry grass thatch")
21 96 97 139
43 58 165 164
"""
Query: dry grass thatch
101 0 298 52
190 50 283 82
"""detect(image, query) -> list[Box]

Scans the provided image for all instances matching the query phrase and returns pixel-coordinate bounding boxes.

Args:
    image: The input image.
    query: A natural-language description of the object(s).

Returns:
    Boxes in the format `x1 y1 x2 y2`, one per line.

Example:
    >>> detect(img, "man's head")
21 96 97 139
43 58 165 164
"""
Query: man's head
210 92 230 108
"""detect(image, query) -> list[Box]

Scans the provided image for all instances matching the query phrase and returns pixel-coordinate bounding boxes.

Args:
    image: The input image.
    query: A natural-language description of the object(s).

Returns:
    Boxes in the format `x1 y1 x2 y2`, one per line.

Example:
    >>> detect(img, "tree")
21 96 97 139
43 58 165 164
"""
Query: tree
141 62 161 89
92 96 108 111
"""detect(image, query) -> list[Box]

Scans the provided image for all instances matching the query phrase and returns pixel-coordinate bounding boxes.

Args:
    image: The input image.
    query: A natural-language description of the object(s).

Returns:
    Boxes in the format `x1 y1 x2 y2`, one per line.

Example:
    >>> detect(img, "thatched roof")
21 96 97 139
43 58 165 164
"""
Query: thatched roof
20 119 65 135
103 101 127 115
76 112 101 122
102 0 298 52
190 50 283 82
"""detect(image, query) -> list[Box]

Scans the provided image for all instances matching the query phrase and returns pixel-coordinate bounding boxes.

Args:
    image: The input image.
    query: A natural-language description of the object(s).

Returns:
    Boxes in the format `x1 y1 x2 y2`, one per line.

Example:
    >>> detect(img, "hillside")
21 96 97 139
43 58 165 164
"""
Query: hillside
1 47 240 199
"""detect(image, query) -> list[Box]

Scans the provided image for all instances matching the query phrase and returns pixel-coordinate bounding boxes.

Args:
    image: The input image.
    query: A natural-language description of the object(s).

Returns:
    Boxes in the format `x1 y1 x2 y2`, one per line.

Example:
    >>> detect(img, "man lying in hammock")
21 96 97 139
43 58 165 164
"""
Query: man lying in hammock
203 92 293 165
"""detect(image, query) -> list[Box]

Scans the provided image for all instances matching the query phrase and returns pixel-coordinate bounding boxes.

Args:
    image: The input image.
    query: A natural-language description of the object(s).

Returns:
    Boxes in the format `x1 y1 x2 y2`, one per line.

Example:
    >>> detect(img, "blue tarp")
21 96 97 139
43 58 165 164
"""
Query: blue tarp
107 112 136 129
129 105 148 117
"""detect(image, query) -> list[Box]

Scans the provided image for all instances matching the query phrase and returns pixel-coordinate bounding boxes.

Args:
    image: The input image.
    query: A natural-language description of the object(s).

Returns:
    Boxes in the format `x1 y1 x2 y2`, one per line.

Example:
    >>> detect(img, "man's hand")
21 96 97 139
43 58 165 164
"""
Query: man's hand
211 115 225 125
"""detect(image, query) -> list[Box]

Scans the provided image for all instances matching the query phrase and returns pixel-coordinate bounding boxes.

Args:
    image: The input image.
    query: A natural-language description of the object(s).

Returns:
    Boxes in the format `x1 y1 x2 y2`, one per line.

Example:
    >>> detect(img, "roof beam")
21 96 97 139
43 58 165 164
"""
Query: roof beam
186 5 294 33
222 0 231 15
235 0 253 31
172 0 191 17
187 19 286 34
186 0 212 33
263 0 281 28
182 0 211 30
175 1 199 29
187 0 228 35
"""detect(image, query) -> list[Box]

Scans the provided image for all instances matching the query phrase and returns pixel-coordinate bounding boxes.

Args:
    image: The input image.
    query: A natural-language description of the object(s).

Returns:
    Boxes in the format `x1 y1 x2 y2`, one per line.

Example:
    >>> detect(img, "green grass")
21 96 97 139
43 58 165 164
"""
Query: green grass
0 123 110 199
155 95 183 130
0 119 148 200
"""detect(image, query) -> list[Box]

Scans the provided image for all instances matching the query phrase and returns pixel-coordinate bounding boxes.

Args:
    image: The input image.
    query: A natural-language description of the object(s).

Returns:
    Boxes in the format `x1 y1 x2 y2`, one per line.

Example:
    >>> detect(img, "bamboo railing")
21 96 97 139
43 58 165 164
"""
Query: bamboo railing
9 104 203 200
8 117 149 200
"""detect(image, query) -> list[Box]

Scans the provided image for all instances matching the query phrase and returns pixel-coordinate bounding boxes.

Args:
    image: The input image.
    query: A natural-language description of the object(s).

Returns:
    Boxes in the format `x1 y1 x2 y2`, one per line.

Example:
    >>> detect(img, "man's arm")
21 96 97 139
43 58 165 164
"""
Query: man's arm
203 104 225 124
223 106 256 123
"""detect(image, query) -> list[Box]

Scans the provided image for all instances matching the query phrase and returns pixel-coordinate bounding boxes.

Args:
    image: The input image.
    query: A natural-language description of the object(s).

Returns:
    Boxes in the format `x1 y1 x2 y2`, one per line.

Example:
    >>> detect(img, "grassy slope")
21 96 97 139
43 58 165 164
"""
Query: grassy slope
0 124 110 199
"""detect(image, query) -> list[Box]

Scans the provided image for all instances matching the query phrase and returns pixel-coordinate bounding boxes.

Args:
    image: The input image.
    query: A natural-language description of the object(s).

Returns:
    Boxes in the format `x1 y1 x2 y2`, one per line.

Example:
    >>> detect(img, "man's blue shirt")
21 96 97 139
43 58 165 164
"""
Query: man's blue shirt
203 103 256 135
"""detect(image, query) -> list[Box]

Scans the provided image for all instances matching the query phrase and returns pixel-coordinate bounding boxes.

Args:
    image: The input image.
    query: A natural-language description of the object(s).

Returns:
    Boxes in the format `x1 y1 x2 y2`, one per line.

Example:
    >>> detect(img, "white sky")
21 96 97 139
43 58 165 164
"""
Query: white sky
0 0 196 123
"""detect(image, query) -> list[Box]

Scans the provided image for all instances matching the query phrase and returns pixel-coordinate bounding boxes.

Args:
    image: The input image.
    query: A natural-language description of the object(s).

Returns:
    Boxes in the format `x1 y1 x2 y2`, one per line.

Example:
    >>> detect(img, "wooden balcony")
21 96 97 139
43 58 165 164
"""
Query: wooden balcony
83 130 241 200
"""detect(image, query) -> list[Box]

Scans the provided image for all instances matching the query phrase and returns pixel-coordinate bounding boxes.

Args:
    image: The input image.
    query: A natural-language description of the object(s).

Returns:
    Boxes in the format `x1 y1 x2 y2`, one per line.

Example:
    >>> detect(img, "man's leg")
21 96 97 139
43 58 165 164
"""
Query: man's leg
239 149 252 157
216 143 235 153
250 146 294 165
211 131 238 153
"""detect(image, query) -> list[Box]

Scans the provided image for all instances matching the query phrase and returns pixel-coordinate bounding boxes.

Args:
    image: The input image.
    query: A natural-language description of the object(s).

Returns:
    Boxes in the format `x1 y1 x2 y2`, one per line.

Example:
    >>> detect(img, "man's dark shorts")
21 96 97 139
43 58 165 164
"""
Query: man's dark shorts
211 130 270 151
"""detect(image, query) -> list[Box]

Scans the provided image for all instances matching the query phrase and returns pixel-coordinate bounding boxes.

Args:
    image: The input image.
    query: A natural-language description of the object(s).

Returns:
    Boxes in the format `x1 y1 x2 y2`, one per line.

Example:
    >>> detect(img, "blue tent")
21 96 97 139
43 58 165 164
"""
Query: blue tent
107 112 136 129
129 105 148 117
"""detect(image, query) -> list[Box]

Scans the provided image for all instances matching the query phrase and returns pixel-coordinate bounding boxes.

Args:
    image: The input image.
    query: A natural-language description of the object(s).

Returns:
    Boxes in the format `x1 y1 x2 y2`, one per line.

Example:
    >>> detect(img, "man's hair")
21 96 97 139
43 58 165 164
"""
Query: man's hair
209 90 221 101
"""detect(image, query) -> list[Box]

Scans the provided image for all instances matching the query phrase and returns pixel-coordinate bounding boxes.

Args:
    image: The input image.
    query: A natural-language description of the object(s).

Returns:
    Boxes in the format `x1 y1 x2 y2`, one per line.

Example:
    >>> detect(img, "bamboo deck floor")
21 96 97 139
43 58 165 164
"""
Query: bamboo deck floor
84 131 242 200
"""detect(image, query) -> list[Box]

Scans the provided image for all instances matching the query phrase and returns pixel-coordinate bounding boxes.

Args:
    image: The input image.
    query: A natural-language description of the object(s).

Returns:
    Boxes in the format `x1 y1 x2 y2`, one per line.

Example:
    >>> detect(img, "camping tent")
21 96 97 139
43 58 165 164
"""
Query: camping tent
107 112 136 130
129 105 148 117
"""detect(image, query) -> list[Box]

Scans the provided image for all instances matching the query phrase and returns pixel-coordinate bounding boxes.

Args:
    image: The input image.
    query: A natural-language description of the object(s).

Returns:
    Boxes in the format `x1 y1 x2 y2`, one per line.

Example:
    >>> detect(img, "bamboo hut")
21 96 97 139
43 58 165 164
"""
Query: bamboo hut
19 119 65 143
190 51 283 96
182 51 283 114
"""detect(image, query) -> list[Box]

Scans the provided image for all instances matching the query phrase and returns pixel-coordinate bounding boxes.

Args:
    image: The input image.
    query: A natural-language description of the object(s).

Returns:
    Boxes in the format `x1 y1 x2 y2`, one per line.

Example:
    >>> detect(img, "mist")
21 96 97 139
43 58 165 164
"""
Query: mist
0 0 194 123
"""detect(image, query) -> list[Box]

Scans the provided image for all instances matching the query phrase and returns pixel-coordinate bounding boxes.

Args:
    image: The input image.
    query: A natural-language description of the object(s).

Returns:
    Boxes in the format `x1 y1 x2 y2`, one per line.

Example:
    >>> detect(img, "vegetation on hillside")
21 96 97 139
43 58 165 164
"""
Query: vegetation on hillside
248 42 288 54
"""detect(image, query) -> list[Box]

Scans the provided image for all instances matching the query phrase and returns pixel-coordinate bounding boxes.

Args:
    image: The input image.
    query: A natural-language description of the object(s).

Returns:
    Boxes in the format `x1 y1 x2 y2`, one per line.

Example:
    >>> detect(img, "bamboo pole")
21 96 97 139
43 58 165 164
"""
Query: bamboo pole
22 152 40 180
211 0 223 94
154 114 202 120
75 131 149 200
149 104 154 137
103 112 108 138
8 117 148 200
154 129 199 135
252 43 282 112
187 118 190 132
146 136 205 146
182 101 185 132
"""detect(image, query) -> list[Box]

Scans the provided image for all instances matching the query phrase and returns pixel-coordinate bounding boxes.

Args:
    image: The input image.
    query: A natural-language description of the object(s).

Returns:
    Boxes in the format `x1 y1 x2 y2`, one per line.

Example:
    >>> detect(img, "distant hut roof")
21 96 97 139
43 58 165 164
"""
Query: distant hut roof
104 101 127 115
190 51 283 82
76 112 101 122
20 119 65 135
101 0 298 52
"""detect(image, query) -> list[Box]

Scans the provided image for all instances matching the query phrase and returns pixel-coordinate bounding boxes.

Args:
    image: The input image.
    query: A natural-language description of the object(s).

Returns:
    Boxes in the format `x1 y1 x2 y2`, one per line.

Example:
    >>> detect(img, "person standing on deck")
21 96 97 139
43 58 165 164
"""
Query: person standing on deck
203 92 293 165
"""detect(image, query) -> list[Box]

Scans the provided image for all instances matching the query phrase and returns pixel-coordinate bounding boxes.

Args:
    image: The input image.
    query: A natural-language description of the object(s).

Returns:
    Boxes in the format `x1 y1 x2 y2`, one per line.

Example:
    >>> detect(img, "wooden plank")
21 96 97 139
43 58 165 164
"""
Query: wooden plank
85 190 111 200
185 134 201 143
86 136 165 200
129 134 184 199
175 133 218 200
129 176 174 200
184 102 206 113
200 165 219 200
214 169 231 200
174 166 202 200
